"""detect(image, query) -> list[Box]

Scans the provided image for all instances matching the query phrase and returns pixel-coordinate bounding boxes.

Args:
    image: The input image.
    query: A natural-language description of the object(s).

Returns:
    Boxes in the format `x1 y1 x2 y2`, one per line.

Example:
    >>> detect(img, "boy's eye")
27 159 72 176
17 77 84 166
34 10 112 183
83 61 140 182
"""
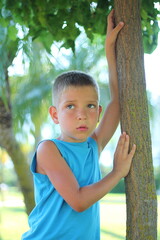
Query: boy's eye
67 104 74 109
88 104 96 109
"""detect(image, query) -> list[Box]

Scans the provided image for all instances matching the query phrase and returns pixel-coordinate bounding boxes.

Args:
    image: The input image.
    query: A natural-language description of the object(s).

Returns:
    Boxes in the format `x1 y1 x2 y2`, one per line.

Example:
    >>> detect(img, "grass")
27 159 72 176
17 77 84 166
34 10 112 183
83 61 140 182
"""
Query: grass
100 194 127 240
0 189 29 240
0 190 160 240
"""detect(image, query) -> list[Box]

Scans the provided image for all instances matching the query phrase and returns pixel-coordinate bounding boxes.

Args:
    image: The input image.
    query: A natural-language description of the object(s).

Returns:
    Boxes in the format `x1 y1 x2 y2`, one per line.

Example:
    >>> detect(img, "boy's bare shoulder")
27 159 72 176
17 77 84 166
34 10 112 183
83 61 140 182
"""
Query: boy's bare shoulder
37 140 57 151
37 140 59 156
36 140 61 174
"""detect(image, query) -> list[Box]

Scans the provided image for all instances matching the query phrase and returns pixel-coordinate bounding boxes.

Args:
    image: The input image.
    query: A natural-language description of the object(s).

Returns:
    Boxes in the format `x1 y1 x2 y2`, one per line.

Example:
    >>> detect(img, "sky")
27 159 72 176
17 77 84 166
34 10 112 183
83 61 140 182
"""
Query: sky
145 42 160 102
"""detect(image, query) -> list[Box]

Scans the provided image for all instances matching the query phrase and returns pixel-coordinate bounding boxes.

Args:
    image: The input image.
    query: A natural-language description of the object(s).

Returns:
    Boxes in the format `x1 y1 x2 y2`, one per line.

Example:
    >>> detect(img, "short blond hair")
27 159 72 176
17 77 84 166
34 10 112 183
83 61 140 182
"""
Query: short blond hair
52 70 100 106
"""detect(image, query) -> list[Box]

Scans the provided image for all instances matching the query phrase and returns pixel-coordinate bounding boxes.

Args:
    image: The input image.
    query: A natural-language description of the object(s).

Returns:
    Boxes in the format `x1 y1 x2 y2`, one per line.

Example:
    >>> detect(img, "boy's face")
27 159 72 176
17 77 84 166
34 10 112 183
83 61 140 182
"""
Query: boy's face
49 86 102 142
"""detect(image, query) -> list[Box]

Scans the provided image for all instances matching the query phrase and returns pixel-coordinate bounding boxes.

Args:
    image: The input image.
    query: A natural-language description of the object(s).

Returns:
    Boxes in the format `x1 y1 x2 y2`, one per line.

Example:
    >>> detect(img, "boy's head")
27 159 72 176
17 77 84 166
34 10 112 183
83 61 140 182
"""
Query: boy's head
52 71 100 106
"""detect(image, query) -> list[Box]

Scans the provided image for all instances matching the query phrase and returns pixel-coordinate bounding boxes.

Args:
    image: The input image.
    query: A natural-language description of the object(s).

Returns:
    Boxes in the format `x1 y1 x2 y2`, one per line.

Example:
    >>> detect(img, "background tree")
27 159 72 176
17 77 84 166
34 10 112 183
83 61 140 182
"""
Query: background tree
0 22 35 214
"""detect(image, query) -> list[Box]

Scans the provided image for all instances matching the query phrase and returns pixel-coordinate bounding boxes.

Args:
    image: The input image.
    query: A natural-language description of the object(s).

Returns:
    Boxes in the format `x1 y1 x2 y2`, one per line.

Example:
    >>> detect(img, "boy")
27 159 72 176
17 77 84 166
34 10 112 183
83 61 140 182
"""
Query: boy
22 10 136 240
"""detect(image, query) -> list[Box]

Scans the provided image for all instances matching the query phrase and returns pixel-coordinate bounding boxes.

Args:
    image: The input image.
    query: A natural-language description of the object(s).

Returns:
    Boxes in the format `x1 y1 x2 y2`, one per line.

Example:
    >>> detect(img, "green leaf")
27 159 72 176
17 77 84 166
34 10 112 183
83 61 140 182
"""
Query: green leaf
0 18 9 27
37 31 54 52
141 9 148 20
62 39 75 52
8 25 18 41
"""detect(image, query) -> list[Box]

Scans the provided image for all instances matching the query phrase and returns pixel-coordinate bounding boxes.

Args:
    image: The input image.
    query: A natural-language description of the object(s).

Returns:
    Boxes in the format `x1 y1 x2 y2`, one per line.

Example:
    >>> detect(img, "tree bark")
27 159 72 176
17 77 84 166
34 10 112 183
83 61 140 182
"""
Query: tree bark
114 0 157 239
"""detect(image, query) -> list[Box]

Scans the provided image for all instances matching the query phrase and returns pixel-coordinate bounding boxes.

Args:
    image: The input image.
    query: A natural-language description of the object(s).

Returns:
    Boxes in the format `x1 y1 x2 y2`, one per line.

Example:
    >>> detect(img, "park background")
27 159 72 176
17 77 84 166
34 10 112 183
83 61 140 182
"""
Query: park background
0 1 160 239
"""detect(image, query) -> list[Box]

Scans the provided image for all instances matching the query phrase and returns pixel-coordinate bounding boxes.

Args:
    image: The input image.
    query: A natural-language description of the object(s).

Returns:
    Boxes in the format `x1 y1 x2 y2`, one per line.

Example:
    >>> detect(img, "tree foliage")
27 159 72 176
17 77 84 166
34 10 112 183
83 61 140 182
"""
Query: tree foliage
0 0 159 55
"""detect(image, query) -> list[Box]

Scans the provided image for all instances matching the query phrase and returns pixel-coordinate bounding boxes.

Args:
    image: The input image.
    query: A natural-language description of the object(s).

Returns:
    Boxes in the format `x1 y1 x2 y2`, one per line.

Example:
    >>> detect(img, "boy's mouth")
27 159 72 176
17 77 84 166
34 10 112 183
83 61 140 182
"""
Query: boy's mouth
76 126 88 131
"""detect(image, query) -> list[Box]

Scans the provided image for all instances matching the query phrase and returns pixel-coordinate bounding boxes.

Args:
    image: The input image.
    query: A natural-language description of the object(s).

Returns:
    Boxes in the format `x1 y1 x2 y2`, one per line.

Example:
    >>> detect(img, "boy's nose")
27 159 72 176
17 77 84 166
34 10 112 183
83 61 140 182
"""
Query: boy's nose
77 109 87 120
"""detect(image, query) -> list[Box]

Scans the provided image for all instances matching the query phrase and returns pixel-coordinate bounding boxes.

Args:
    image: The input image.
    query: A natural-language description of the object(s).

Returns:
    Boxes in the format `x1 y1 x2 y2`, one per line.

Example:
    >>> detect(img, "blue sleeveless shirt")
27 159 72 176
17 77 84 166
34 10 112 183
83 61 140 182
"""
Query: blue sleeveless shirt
22 137 101 240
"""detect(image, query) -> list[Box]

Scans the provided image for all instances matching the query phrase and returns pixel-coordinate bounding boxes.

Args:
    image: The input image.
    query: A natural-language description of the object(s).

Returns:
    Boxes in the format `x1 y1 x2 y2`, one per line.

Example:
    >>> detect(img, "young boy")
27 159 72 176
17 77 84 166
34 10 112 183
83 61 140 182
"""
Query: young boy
22 10 136 240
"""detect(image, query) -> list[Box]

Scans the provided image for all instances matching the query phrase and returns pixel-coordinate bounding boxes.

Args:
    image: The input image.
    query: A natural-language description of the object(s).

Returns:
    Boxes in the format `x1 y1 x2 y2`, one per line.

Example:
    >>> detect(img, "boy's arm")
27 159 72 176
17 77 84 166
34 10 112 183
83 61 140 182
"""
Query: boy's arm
93 10 124 151
37 133 136 212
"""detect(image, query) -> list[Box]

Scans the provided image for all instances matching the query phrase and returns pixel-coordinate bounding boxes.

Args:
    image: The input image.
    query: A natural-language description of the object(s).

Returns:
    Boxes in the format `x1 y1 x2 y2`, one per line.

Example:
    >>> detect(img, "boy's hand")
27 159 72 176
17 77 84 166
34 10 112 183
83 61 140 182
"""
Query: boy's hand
105 9 124 56
113 132 136 178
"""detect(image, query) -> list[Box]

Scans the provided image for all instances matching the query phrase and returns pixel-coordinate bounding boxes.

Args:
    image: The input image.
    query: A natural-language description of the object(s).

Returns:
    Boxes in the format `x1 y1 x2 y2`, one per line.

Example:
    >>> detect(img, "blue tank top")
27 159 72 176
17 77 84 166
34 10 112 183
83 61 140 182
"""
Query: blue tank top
22 137 101 240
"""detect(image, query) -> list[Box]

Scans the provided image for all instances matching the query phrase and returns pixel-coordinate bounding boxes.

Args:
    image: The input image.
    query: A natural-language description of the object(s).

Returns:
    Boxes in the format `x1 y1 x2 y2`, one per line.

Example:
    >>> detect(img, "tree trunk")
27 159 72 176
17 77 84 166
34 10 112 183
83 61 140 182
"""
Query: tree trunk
0 70 34 215
114 0 157 239
0 123 35 215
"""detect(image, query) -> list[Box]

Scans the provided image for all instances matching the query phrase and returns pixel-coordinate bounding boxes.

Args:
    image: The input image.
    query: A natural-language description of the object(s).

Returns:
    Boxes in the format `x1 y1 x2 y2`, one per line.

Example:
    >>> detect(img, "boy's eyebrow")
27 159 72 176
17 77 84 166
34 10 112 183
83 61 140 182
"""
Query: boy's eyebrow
63 100 98 103
62 100 76 104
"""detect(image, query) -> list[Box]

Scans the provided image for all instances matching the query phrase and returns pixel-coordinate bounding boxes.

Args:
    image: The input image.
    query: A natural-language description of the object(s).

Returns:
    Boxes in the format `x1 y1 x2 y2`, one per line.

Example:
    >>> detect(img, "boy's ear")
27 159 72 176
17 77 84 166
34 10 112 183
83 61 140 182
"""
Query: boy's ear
98 105 102 122
49 106 59 124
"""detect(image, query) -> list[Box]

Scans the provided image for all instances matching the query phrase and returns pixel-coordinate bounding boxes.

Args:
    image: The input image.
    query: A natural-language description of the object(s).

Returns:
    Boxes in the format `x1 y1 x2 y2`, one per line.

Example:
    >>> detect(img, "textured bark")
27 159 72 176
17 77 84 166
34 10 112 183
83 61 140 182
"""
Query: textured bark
0 72 34 215
114 0 157 239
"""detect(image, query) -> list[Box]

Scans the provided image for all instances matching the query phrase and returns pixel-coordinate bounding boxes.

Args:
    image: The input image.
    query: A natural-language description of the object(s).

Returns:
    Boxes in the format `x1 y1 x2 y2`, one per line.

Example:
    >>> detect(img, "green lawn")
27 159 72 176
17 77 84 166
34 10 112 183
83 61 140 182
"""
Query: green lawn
0 190 159 240
100 194 127 240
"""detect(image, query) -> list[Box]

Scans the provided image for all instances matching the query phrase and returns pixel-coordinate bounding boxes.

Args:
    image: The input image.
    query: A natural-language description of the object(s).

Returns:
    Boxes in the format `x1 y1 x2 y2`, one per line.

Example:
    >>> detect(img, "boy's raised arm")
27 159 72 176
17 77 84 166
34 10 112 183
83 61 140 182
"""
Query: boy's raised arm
93 10 124 151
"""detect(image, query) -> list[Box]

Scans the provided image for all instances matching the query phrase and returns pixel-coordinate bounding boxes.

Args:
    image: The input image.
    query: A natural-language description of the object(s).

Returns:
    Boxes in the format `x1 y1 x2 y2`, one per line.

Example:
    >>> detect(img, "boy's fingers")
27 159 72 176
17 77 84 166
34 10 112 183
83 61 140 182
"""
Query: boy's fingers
107 9 114 21
129 144 136 158
107 8 124 34
123 134 136 159
116 132 126 151
106 10 115 33
112 22 124 36
106 21 124 47
123 134 130 151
